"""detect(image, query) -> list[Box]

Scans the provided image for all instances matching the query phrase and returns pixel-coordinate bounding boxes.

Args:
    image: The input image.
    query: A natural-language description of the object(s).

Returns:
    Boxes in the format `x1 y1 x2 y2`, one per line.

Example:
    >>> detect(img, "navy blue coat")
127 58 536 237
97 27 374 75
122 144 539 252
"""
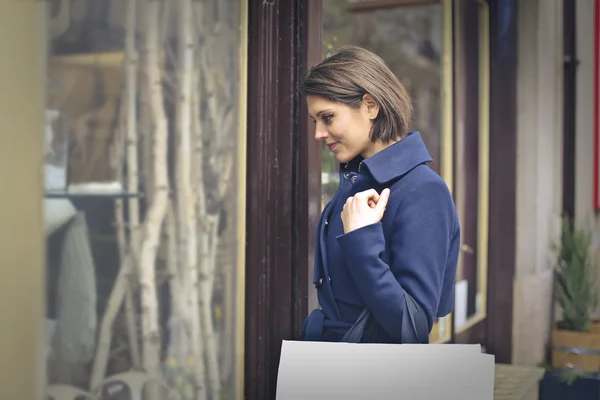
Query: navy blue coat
301 131 460 344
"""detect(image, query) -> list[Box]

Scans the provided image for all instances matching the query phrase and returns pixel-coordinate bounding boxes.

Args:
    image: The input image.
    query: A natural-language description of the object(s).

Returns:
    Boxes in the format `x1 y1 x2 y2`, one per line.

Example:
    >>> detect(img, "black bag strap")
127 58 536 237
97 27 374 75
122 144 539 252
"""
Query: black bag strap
340 292 429 344
340 308 370 343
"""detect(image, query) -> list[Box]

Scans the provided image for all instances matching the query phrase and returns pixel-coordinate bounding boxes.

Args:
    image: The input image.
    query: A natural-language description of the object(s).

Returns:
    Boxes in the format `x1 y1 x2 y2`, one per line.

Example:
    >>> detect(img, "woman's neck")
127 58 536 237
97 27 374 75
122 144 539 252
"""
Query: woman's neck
361 138 400 159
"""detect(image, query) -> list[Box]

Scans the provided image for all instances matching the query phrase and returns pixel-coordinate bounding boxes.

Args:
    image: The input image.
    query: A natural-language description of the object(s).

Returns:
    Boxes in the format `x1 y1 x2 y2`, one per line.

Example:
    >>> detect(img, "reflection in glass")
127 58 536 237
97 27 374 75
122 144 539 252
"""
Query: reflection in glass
321 0 447 342
453 0 488 331
44 1 244 399
322 1 442 206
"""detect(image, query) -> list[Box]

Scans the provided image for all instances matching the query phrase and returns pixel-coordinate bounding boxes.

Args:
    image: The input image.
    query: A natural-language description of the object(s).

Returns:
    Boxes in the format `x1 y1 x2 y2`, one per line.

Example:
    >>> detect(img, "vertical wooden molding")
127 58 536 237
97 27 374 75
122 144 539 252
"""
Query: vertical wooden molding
244 0 315 398
563 0 577 218
235 0 249 398
486 0 518 364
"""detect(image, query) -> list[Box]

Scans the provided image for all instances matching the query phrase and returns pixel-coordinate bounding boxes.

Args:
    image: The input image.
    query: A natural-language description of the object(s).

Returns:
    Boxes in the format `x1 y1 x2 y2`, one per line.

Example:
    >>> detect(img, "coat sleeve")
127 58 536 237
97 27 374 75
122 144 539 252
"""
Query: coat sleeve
336 179 458 342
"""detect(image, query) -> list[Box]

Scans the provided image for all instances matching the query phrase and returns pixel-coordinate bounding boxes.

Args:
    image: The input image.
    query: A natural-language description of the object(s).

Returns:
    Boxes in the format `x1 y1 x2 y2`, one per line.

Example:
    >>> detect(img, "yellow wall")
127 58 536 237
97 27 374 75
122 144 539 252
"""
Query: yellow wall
0 2 46 399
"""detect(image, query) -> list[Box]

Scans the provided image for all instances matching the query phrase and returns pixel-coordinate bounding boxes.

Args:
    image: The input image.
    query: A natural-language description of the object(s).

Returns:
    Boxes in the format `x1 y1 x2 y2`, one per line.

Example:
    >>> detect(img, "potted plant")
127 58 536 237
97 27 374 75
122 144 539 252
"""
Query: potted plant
551 216 600 373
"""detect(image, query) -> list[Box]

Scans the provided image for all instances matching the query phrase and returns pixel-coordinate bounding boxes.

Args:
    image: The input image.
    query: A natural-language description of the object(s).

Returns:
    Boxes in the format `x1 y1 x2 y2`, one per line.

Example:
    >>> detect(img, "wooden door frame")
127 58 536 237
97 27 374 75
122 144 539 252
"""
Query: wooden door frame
244 0 322 399
481 0 518 364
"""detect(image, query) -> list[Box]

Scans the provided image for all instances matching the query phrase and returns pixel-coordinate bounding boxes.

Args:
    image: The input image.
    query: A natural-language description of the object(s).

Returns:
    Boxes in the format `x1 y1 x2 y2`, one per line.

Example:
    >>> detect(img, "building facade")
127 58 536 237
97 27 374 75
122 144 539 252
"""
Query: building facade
0 0 591 399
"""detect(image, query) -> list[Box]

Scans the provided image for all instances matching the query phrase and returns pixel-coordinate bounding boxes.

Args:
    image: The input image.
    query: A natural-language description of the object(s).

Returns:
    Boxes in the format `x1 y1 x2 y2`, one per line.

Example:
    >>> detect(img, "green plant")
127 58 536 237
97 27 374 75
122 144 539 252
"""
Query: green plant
552 216 598 332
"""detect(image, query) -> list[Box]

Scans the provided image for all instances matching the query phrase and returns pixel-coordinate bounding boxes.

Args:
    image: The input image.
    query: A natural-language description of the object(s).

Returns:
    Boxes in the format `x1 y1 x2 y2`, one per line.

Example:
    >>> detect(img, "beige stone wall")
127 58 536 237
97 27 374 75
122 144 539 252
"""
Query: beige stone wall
512 0 564 365
0 1 47 399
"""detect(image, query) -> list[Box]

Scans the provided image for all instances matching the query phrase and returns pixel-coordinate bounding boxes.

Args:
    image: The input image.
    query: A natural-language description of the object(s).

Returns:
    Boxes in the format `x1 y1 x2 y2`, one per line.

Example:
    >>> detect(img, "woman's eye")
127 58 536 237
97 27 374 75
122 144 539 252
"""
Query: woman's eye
322 114 333 123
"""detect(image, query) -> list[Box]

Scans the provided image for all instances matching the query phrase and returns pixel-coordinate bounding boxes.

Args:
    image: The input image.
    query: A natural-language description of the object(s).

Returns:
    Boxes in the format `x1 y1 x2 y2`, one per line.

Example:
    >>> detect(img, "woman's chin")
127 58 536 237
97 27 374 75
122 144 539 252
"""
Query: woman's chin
334 154 348 163
334 152 355 164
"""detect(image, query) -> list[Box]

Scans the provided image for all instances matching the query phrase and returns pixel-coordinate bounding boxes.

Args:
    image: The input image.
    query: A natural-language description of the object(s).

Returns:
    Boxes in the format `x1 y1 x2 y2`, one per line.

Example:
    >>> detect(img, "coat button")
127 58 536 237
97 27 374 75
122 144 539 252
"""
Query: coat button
319 278 323 286
351 175 357 183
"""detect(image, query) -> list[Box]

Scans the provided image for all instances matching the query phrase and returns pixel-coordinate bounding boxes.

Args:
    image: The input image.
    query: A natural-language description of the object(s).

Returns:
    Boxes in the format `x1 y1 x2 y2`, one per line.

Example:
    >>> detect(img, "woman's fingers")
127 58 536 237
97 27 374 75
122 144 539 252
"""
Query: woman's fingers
355 189 379 204
347 189 390 210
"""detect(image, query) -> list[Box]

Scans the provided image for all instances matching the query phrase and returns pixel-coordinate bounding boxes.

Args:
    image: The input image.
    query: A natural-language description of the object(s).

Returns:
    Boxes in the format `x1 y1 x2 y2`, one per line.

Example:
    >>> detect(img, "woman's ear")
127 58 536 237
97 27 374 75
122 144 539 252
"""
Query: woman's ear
362 94 380 120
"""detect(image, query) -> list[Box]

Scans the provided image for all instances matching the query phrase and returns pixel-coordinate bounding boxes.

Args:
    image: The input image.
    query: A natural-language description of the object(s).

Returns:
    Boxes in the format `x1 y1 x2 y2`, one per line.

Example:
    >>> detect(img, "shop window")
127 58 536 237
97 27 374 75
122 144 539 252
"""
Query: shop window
43 1 247 399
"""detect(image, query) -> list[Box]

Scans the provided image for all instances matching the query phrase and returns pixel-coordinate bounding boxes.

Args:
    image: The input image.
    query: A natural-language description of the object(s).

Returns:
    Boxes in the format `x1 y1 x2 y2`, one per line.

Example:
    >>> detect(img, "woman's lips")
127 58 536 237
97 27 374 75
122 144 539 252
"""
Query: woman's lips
327 142 339 151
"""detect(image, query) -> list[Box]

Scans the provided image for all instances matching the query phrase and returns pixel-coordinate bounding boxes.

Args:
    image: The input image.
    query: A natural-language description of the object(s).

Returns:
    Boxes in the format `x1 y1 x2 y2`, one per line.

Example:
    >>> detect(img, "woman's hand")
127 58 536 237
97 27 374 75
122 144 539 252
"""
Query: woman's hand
341 188 391 234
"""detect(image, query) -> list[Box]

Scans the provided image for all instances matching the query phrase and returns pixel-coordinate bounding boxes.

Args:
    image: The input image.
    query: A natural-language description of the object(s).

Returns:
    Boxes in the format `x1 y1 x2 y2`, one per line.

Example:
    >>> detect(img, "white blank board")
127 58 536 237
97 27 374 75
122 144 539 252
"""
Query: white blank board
276 340 495 400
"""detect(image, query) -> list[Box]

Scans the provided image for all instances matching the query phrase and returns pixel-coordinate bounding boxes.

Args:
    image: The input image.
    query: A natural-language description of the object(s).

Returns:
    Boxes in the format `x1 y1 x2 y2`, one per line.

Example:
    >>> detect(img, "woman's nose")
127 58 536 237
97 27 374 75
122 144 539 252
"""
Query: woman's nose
314 126 328 141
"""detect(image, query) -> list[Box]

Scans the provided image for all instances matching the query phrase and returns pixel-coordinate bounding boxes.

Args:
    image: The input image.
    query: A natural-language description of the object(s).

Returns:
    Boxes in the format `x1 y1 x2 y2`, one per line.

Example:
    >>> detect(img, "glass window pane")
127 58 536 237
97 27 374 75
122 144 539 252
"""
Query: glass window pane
322 0 448 343
323 0 443 180
44 1 246 399
453 0 489 332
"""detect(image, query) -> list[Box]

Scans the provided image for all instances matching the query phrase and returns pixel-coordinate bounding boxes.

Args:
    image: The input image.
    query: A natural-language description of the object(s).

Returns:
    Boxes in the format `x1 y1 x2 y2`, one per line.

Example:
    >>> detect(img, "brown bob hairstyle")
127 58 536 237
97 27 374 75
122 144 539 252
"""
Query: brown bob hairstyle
300 46 413 143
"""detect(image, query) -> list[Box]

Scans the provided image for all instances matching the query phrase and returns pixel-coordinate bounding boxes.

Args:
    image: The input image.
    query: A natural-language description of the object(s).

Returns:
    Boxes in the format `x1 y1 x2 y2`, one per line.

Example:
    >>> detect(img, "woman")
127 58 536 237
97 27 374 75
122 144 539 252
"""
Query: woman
300 46 460 344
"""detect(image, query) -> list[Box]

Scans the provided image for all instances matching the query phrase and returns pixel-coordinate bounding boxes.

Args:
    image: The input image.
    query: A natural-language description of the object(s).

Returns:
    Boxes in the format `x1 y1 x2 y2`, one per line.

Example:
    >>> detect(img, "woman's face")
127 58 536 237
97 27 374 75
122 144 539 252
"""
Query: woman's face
307 95 379 163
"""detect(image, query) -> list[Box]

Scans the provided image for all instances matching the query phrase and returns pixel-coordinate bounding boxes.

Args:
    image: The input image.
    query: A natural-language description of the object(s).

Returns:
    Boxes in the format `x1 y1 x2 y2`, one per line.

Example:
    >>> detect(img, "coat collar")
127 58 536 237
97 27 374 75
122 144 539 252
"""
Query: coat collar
342 131 432 184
